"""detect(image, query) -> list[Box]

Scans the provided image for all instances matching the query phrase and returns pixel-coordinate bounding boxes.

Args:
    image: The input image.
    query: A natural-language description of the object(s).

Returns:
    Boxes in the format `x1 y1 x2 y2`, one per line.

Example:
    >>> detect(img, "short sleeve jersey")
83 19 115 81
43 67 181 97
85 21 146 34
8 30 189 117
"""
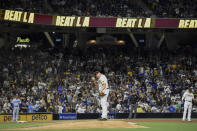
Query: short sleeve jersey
98 74 108 91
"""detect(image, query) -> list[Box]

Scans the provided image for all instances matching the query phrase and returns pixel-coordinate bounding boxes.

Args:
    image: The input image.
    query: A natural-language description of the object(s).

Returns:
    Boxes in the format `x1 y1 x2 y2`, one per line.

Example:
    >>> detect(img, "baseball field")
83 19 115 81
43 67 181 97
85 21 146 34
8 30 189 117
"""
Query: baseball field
0 119 197 131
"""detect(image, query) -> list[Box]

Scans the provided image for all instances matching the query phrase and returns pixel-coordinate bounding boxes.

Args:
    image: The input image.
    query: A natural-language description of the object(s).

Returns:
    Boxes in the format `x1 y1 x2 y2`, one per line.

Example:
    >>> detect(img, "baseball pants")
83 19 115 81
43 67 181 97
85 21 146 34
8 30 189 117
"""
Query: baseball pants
12 107 19 122
183 101 192 121
128 104 138 119
100 90 109 119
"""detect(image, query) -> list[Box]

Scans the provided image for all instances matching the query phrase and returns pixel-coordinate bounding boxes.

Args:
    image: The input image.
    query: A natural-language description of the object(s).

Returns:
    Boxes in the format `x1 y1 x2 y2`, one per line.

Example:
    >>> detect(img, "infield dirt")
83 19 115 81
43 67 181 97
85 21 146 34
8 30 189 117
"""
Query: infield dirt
7 120 148 130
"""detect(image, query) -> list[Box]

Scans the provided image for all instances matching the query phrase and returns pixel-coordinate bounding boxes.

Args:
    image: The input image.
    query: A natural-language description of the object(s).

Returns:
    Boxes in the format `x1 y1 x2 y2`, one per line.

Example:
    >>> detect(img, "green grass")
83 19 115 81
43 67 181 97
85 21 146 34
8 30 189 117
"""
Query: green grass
0 119 197 131
136 122 197 131
0 122 49 130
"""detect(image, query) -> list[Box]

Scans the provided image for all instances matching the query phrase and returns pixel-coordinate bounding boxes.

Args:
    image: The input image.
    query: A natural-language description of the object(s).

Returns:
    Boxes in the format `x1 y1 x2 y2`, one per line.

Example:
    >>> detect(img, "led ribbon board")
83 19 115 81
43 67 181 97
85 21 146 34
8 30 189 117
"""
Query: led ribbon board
0 9 197 28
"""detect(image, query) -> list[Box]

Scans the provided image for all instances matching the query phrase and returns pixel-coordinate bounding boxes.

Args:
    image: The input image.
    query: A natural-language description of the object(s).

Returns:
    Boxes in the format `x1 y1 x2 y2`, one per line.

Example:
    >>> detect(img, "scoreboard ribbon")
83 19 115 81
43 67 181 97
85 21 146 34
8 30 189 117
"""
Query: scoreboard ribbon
0 9 197 28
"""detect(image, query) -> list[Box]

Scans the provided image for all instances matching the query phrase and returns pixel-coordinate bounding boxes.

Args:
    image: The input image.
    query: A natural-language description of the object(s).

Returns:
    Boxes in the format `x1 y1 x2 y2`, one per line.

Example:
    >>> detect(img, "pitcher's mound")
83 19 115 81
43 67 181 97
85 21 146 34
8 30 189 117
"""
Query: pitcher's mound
16 120 148 130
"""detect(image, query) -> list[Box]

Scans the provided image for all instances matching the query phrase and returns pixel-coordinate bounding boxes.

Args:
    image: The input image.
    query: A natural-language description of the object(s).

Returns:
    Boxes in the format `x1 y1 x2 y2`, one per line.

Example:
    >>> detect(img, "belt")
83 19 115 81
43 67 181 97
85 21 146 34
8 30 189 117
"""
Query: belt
100 88 109 91
102 88 109 90
186 100 192 102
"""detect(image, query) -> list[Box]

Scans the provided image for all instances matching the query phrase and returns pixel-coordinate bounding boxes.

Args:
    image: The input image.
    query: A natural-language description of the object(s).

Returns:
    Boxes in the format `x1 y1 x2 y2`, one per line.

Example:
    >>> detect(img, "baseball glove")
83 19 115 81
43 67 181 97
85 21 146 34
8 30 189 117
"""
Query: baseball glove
99 92 106 97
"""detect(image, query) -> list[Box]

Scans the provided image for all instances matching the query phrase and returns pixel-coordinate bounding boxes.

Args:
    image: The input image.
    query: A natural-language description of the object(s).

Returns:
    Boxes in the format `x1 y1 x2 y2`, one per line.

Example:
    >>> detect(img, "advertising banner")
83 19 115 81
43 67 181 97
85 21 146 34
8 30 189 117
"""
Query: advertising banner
59 113 77 120
0 113 52 122
0 9 197 28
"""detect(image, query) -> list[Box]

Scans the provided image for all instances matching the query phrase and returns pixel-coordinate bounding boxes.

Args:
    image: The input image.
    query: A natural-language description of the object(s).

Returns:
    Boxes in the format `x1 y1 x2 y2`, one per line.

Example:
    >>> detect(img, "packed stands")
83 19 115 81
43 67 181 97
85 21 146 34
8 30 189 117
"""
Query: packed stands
0 45 196 114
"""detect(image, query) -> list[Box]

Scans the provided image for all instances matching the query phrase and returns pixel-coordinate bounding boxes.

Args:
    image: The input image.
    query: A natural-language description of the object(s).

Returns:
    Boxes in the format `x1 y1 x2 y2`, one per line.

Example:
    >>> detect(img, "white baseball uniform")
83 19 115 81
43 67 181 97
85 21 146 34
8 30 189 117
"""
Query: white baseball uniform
182 90 194 121
12 98 21 122
98 74 109 119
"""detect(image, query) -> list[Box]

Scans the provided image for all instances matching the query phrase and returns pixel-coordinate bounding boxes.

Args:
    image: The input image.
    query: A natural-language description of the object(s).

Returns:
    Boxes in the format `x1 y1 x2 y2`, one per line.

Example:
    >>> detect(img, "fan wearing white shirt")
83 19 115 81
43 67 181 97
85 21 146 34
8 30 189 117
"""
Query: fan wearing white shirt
58 103 63 114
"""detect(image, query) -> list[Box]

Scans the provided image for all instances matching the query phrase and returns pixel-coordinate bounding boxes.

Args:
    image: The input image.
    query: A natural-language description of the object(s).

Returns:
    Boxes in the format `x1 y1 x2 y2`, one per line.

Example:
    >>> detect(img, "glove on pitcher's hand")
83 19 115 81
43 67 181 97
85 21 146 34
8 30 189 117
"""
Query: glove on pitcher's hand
99 92 106 97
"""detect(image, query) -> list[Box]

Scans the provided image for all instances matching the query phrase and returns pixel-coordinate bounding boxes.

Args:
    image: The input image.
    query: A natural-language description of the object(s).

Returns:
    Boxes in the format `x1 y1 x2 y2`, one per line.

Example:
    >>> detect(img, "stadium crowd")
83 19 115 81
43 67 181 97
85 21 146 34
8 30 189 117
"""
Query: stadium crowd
1 0 197 18
143 0 197 18
49 0 150 17
0 0 45 13
0 45 197 114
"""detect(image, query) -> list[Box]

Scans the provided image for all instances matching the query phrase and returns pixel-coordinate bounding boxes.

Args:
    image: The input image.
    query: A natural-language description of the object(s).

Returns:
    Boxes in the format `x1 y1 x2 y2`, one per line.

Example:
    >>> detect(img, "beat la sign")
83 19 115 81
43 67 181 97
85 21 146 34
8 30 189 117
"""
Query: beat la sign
4 10 34 23
55 16 90 27
178 19 197 28
116 18 151 28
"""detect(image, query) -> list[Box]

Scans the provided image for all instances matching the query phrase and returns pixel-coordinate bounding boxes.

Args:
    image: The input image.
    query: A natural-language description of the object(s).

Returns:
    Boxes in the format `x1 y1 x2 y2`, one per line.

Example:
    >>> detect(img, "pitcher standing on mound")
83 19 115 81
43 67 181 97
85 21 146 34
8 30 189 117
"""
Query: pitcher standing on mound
92 71 109 120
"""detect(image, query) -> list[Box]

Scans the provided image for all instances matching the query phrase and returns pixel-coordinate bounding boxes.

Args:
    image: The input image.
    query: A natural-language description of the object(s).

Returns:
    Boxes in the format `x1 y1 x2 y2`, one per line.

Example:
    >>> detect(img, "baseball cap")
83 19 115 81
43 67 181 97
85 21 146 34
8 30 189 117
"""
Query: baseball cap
95 71 100 76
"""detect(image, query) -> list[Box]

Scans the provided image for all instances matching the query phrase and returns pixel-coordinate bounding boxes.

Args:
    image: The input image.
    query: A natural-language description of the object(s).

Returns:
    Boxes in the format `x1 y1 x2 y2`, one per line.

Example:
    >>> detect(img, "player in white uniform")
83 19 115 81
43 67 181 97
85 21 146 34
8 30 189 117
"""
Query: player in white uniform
182 88 194 121
92 71 109 120
12 95 21 122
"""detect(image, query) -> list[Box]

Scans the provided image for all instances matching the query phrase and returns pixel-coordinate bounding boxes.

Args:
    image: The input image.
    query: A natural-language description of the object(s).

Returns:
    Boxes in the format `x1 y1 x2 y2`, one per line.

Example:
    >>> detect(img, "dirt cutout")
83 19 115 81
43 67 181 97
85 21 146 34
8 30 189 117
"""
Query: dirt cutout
9 120 148 130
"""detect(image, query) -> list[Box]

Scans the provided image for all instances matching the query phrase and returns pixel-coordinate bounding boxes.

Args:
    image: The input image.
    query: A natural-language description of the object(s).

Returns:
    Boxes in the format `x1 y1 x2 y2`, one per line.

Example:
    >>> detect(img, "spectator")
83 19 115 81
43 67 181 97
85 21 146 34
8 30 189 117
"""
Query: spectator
34 101 39 112
58 103 63 114
3 100 11 114
27 102 34 113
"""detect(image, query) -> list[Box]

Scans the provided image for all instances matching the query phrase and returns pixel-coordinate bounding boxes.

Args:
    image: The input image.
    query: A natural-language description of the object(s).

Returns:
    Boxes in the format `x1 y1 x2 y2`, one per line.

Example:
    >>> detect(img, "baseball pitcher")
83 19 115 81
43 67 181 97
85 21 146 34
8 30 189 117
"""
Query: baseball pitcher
92 71 109 120
12 95 21 122
182 88 194 121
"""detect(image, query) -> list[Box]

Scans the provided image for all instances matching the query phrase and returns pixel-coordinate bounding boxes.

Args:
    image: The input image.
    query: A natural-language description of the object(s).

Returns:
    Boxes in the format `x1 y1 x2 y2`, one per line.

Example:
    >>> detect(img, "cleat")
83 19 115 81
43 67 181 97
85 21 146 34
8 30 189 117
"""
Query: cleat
100 118 107 121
